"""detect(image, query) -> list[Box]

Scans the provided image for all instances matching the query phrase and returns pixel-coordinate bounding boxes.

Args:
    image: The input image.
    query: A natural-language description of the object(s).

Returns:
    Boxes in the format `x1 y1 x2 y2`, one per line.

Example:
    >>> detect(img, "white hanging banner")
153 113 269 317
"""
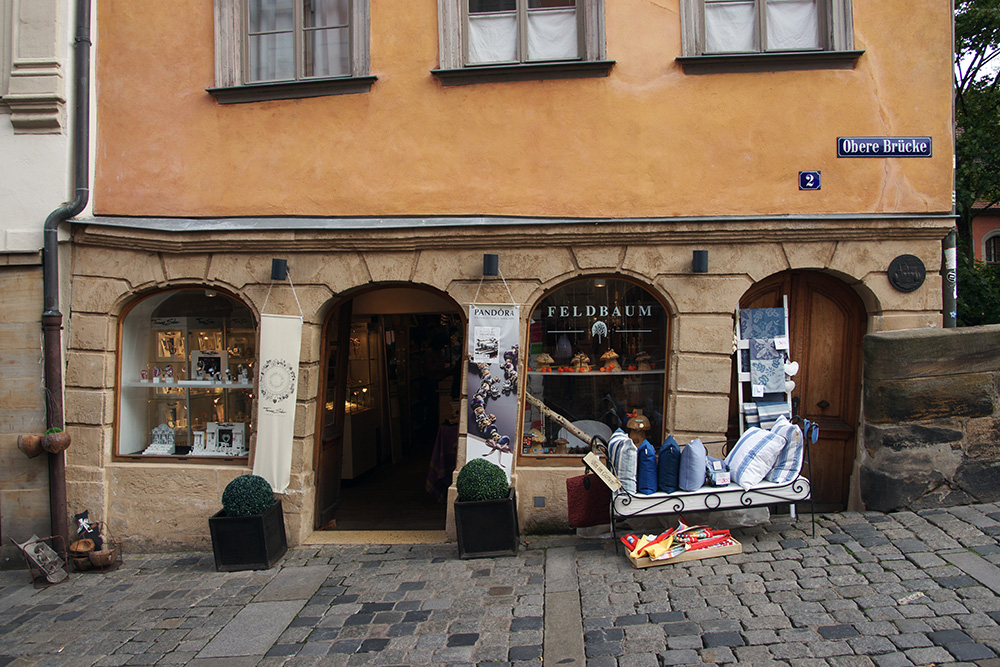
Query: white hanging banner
466 304 520 479
253 313 302 493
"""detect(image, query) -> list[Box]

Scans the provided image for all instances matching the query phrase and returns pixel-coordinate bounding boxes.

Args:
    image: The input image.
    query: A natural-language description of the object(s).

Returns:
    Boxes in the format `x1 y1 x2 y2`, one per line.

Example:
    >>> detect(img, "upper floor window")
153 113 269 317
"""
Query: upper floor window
210 0 375 104
986 234 1000 264
247 0 351 82
468 0 580 65
678 0 861 73
433 0 613 85
703 0 824 54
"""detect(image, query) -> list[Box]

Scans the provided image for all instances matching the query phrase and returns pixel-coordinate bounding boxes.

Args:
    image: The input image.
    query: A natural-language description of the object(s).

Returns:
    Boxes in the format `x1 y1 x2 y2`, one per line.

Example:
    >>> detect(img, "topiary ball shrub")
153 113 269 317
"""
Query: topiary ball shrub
222 475 275 517
456 459 509 502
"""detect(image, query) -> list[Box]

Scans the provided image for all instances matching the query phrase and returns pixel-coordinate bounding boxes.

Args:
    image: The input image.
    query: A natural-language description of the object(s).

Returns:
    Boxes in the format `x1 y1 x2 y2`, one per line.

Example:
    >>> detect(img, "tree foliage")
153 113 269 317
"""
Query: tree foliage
957 251 1000 325
955 0 1000 258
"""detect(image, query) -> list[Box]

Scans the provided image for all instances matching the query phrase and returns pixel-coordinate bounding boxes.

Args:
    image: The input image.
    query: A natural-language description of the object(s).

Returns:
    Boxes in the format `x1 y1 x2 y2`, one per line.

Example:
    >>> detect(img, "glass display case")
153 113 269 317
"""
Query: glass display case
118 290 256 460
522 277 669 458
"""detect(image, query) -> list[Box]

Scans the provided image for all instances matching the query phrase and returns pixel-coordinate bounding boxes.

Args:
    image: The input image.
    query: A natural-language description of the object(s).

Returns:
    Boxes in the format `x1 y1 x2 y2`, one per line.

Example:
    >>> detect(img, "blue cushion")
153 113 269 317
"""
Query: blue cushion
678 438 707 491
607 429 637 494
765 416 804 483
725 427 786 490
635 439 657 495
657 436 681 493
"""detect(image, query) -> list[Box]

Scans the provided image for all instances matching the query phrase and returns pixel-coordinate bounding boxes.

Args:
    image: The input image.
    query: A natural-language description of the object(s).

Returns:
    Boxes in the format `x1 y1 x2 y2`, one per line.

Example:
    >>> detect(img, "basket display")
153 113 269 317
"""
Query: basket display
69 538 95 572
72 520 123 572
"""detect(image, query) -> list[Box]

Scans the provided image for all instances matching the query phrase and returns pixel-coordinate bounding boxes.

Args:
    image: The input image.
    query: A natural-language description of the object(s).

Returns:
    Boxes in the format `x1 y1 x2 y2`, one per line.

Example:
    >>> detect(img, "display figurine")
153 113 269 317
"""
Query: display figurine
196 359 204 380
165 365 173 382
636 351 652 371
152 366 161 383
238 364 248 384
533 353 554 372
225 369 232 384
626 409 651 445
600 349 622 372
215 371 223 383
140 369 148 382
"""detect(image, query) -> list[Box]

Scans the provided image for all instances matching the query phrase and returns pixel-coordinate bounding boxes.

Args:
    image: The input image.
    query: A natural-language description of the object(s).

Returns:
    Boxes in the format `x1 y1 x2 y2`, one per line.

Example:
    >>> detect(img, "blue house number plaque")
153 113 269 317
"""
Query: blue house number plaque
799 171 821 190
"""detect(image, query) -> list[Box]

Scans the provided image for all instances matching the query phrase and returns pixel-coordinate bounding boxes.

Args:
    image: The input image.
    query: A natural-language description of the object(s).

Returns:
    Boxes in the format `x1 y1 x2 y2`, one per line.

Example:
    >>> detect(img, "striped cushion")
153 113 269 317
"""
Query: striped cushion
725 427 786 490
765 416 804 483
608 429 638 494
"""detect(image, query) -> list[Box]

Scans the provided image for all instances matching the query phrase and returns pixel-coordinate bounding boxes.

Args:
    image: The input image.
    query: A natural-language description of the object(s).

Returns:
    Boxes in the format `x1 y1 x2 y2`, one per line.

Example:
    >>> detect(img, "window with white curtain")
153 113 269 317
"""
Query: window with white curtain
467 0 580 65
211 0 373 103
680 0 857 63
434 0 610 84
704 0 820 53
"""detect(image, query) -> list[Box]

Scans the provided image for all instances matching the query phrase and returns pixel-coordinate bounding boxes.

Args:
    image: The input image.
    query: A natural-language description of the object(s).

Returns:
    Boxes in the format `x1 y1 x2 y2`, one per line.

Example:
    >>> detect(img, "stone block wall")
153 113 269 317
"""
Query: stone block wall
0 264 49 569
861 325 1000 512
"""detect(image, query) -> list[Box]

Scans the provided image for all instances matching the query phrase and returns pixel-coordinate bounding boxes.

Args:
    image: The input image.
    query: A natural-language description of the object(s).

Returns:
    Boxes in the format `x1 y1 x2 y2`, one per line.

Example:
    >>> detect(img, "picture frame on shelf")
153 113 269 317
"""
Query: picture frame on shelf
156 330 186 361
192 350 228 381
205 422 246 456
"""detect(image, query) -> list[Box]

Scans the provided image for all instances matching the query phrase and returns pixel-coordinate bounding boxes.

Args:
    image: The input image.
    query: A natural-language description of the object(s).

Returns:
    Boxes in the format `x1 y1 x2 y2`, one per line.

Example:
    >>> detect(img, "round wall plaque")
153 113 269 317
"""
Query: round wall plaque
887 254 926 292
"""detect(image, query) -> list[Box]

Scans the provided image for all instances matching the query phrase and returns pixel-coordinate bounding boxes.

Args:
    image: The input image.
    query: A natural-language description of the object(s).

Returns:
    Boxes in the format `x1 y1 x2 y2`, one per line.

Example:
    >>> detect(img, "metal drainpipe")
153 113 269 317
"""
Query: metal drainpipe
42 0 90 553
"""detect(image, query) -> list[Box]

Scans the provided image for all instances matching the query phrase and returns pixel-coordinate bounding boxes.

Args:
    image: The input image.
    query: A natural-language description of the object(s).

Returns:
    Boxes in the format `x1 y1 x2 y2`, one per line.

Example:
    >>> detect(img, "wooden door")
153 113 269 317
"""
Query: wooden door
737 271 865 511
314 300 353 528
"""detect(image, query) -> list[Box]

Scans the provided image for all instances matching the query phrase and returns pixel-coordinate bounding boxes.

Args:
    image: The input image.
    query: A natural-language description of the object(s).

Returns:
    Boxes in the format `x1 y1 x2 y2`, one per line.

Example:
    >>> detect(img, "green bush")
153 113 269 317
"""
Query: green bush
222 475 275 516
456 459 509 502
957 252 1000 326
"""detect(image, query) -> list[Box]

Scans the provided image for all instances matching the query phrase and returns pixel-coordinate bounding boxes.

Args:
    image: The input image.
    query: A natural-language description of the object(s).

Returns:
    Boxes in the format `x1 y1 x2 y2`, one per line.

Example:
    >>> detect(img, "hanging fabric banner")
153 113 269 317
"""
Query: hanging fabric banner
466 304 520 479
253 313 303 493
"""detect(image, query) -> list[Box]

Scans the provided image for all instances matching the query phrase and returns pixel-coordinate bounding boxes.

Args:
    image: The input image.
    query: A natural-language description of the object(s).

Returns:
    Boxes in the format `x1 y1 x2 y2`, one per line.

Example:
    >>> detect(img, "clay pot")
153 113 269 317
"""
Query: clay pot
17 434 44 458
42 431 71 454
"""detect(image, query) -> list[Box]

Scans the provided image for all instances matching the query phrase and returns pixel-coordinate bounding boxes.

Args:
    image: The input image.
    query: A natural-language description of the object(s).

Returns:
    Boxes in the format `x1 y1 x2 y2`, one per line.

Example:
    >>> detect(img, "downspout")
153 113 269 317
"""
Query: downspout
42 0 90 552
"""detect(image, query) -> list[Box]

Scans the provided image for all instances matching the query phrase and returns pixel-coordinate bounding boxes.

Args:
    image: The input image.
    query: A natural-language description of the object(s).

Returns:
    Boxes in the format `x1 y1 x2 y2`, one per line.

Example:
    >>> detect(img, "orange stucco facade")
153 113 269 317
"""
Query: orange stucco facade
95 0 953 220
60 0 957 551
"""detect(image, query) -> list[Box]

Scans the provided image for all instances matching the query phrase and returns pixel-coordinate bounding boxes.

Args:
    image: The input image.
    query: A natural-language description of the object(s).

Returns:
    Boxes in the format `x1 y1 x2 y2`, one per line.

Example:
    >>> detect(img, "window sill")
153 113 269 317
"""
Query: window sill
676 50 864 74
113 454 249 463
431 60 615 86
207 76 377 104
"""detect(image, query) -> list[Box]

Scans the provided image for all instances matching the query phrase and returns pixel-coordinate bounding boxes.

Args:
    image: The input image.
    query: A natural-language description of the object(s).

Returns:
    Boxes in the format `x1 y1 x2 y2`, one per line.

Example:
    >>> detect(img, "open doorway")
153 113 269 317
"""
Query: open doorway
315 287 464 532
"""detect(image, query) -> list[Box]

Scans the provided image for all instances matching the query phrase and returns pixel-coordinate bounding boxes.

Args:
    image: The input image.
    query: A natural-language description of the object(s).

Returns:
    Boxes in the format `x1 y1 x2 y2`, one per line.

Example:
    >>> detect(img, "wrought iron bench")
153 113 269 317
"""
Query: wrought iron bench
593 428 815 547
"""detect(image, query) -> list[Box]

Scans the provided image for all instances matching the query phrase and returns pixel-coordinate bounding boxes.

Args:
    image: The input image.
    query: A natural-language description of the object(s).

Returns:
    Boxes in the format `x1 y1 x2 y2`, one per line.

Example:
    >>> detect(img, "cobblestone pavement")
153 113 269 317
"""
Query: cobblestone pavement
1 502 999 666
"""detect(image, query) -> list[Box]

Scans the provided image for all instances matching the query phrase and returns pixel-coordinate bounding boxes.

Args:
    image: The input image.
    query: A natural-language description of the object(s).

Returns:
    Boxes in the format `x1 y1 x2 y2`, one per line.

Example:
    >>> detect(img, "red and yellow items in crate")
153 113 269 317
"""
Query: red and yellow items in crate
621 520 742 569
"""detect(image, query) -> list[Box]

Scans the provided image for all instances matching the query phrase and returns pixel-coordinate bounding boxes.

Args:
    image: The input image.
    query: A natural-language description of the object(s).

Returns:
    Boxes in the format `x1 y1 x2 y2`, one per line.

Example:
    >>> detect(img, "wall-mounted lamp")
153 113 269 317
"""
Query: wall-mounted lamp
483 253 499 277
692 250 709 273
271 258 289 281
593 278 606 288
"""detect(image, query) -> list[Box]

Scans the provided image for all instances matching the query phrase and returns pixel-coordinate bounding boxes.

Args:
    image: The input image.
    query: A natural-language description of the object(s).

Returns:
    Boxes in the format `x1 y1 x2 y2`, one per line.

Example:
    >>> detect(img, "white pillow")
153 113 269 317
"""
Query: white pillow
725 427 786 490
608 429 637 494
765 416 804 483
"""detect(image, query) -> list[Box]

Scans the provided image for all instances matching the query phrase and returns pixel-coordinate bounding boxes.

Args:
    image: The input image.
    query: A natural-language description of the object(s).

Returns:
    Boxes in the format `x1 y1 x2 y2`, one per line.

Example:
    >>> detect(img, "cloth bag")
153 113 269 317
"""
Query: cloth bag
679 438 708 491
566 470 612 528
657 436 681 493
636 439 658 495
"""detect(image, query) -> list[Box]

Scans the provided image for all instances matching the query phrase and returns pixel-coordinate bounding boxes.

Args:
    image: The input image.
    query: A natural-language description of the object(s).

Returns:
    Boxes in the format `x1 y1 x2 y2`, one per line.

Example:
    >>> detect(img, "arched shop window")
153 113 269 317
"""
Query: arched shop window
523 277 670 459
117 289 256 461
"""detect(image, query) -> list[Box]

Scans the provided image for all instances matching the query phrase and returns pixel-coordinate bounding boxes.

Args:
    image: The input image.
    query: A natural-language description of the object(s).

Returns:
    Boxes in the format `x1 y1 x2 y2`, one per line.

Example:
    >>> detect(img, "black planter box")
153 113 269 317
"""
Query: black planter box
209 500 287 571
454 488 519 559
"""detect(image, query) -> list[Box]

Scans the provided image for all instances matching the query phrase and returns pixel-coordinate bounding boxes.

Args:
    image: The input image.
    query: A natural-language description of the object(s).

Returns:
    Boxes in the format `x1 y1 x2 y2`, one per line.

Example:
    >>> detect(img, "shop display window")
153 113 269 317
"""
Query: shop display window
117 289 256 460
523 277 669 458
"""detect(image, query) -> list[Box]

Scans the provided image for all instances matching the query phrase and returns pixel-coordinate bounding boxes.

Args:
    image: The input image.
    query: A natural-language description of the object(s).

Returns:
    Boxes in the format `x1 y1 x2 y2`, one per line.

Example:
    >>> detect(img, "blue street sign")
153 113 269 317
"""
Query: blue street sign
837 136 932 158
799 171 821 190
